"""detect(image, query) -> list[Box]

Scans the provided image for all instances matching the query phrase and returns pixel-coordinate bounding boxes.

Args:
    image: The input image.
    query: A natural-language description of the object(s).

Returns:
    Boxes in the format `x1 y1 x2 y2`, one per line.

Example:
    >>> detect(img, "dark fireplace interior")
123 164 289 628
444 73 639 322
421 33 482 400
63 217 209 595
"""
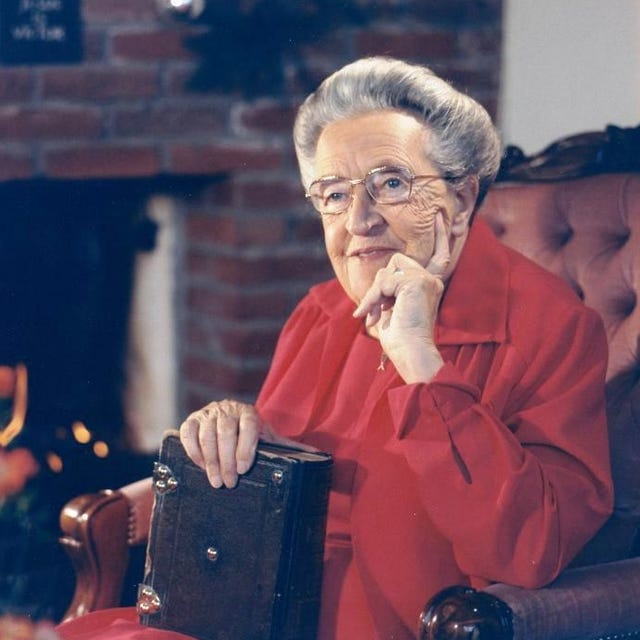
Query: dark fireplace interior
0 178 169 619
3 180 134 440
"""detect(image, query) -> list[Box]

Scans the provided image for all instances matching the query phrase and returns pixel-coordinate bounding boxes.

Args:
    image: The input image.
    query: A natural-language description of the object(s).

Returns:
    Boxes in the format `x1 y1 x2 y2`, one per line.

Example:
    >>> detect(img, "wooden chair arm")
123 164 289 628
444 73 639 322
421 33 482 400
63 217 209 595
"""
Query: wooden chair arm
119 477 154 546
59 490 131 621
419 557 640 640
58 478 154 622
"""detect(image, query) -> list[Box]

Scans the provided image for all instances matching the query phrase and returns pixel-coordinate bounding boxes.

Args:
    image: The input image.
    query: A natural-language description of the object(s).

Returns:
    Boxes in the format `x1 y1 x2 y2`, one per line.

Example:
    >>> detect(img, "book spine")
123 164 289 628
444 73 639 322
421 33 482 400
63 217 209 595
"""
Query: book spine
277 459 332 640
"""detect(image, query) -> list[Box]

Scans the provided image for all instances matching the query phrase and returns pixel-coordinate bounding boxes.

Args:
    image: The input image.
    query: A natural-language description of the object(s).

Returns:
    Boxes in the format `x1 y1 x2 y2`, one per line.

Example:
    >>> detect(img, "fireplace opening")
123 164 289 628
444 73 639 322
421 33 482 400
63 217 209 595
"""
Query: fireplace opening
2 179 154 456
0 176 199 620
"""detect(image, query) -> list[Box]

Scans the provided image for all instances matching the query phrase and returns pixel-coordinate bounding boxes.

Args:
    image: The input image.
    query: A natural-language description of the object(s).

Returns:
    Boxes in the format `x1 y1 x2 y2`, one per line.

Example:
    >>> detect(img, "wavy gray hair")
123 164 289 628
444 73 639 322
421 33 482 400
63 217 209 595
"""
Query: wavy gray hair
293 56 502 207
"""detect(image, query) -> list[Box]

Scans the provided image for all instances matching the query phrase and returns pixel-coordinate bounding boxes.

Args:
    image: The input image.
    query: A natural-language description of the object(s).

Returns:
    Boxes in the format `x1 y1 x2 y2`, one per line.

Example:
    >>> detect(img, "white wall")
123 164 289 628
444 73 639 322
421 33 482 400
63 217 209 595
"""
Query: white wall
499 0 640 153
124 196 180 452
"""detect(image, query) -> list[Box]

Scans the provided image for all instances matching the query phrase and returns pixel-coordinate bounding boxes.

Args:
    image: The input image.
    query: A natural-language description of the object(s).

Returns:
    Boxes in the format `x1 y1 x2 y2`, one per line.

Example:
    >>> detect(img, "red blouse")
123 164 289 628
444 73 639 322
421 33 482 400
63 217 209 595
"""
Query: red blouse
256 219 613 638
58 219 613 640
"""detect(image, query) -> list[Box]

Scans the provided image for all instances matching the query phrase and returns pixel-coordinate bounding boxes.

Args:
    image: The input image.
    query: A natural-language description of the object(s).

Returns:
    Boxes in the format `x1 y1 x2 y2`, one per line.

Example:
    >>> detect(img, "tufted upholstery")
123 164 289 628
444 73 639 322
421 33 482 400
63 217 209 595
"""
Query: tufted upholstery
421 126 640 640
479 174 640 536
480 174 640 382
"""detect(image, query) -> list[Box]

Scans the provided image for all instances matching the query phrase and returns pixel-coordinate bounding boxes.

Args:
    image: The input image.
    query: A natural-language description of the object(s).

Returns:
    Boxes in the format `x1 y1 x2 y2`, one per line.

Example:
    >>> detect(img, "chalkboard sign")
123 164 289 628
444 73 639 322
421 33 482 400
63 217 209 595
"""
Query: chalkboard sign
0 0 82 65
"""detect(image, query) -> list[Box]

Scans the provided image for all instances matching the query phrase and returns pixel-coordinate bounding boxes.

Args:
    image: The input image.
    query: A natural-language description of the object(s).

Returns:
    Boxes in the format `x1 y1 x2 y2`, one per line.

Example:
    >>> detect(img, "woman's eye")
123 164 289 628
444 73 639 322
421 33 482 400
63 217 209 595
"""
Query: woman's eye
384 177 402 189
326 191 346 203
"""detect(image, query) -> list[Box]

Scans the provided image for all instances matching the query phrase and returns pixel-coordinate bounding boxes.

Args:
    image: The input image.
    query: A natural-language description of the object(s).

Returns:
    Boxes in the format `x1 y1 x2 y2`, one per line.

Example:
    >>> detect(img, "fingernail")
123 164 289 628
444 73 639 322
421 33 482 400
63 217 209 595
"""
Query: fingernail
224 473 238 489
207 469 222 488
236 460 249 474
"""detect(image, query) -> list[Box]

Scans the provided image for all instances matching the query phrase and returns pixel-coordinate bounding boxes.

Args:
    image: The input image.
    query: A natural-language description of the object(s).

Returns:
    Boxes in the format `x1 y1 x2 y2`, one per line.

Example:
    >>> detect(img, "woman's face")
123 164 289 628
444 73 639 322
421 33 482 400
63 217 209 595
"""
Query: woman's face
312 110 462 305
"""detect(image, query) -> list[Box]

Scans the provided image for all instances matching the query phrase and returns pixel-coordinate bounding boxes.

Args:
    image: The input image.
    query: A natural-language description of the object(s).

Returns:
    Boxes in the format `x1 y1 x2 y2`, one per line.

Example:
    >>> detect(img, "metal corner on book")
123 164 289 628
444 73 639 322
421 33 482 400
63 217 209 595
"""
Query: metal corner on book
153 461 178 494
137 584 162 615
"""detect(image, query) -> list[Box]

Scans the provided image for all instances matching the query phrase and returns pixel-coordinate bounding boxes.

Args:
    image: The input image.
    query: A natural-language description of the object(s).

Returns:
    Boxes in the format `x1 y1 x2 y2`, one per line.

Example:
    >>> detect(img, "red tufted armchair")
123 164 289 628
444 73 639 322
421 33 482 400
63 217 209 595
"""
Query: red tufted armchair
59 126 640 639
421 125 640 639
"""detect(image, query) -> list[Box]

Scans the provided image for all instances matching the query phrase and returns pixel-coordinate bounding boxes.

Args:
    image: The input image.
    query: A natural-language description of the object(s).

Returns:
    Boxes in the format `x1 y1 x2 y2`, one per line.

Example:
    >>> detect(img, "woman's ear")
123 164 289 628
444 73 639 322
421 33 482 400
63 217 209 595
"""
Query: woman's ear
449 176 479 237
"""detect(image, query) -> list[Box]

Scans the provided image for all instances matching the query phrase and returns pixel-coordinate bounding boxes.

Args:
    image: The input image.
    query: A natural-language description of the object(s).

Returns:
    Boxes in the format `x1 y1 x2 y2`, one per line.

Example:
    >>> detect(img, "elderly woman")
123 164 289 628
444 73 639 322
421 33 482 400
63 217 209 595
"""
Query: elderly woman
58 57 612 639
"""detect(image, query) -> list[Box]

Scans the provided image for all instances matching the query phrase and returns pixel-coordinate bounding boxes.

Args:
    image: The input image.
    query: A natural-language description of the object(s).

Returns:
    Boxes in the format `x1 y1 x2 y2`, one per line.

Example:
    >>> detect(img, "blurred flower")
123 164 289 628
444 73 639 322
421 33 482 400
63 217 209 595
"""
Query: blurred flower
0 366 16 398
0 364 28 449
0 614 61 639
0 448 39 499
0 365 66 625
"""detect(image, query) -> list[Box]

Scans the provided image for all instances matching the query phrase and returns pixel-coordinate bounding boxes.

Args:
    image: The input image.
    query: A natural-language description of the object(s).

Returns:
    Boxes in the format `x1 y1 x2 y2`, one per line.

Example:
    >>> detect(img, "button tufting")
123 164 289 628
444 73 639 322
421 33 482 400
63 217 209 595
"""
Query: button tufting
614 232 631 248
614 291 637 318
556 226 574 247
572 283 585 301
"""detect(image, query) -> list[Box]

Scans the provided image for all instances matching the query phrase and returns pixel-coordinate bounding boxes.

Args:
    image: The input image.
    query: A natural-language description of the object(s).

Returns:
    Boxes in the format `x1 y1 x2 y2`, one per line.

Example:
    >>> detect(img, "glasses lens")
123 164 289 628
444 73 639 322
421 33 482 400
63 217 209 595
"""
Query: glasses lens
309 179 352 215
367 167 412 204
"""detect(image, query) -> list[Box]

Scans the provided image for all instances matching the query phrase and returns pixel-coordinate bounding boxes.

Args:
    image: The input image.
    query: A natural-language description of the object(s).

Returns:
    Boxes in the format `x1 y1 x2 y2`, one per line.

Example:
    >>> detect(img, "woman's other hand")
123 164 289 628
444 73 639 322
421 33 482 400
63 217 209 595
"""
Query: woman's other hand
179 400 310 488
353 212 449 383
180 399 261 488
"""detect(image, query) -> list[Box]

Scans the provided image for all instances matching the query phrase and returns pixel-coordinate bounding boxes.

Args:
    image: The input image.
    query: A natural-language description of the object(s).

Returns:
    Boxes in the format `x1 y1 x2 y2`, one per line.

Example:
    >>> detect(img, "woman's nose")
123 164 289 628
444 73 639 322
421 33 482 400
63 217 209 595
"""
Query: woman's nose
344 185 383 235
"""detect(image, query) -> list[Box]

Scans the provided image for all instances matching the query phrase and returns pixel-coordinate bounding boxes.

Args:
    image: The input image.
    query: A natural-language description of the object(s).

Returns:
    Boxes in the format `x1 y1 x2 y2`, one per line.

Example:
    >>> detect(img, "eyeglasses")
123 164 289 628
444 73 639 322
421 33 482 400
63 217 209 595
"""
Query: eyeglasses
305 165 461 216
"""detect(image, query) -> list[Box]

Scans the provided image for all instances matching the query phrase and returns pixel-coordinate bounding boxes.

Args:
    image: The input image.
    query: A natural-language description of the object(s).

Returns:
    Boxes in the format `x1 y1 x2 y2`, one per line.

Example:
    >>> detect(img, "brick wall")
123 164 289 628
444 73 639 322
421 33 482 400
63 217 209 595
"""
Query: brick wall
0 0 503 416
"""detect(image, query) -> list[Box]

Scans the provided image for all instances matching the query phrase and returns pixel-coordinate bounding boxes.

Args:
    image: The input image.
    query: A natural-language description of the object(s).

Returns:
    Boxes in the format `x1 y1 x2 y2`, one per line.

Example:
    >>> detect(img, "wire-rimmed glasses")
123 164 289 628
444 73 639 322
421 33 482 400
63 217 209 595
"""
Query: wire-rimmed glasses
305 165 462 216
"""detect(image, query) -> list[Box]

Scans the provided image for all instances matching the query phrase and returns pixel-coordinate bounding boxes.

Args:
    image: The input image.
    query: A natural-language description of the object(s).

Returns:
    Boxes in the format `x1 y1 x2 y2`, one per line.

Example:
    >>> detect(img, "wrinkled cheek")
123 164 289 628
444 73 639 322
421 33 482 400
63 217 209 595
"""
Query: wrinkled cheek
402 190 446 237
321 223 348 283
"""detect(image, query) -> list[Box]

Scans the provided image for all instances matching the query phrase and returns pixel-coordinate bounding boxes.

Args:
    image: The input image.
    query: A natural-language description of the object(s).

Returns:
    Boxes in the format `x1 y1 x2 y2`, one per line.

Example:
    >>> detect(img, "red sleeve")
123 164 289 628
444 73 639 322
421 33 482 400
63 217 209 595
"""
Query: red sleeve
255 291 327 438
387 306 613 589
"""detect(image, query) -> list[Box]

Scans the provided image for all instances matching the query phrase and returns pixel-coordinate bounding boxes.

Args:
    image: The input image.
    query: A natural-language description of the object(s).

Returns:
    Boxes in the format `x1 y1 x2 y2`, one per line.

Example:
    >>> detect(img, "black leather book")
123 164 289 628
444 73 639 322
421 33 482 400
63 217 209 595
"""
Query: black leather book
137 431 332 640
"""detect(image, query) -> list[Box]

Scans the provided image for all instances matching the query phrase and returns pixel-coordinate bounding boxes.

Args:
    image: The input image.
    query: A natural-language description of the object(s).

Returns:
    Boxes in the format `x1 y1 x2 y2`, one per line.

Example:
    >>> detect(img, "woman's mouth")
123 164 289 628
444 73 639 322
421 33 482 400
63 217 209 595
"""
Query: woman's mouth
348 247 395 261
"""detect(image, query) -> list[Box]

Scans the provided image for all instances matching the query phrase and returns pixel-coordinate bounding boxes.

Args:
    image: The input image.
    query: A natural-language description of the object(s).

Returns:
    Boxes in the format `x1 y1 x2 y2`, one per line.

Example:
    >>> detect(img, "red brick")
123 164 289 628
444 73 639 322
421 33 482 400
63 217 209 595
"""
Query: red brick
356 29 456 60
239 103 297 133
219 326 281 359
200 180 234 207
458 28 503 57
234 180 303 210
182 388 218 414
292 215 324 242
187 286 290 321
83 28 108 62
165 66 201 96
0 107 102 140
445 66 499 94
111 29 194 61
0 69 34 102
186 251 331 286
169 144 282 175
184 318 217 352
411 0 502 25
186 213 285 247
41 68 158 101
83 0 157 23
44 145 161 178
182 355 218 388
0 148 33 180
111 104 223 137
183 356 266 396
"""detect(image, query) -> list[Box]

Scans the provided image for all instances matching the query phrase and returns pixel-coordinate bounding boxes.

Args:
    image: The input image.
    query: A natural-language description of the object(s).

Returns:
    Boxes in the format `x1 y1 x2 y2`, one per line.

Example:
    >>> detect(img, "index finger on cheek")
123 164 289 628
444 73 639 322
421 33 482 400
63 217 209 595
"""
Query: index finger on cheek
428 212 451 276
435 212 449 251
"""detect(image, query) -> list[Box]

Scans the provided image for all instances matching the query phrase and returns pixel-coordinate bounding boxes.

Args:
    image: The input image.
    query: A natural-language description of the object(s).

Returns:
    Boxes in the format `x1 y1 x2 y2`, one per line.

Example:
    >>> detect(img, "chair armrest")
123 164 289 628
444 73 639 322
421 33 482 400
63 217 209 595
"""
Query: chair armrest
420 557 640 640
58 478 154 622
59 490 130 621
119 477 154 546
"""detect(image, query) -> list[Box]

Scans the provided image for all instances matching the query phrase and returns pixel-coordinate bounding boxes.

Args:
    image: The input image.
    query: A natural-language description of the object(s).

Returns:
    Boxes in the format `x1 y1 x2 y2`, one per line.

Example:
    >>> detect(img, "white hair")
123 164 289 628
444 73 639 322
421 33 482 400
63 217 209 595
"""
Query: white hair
293 56 502 206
